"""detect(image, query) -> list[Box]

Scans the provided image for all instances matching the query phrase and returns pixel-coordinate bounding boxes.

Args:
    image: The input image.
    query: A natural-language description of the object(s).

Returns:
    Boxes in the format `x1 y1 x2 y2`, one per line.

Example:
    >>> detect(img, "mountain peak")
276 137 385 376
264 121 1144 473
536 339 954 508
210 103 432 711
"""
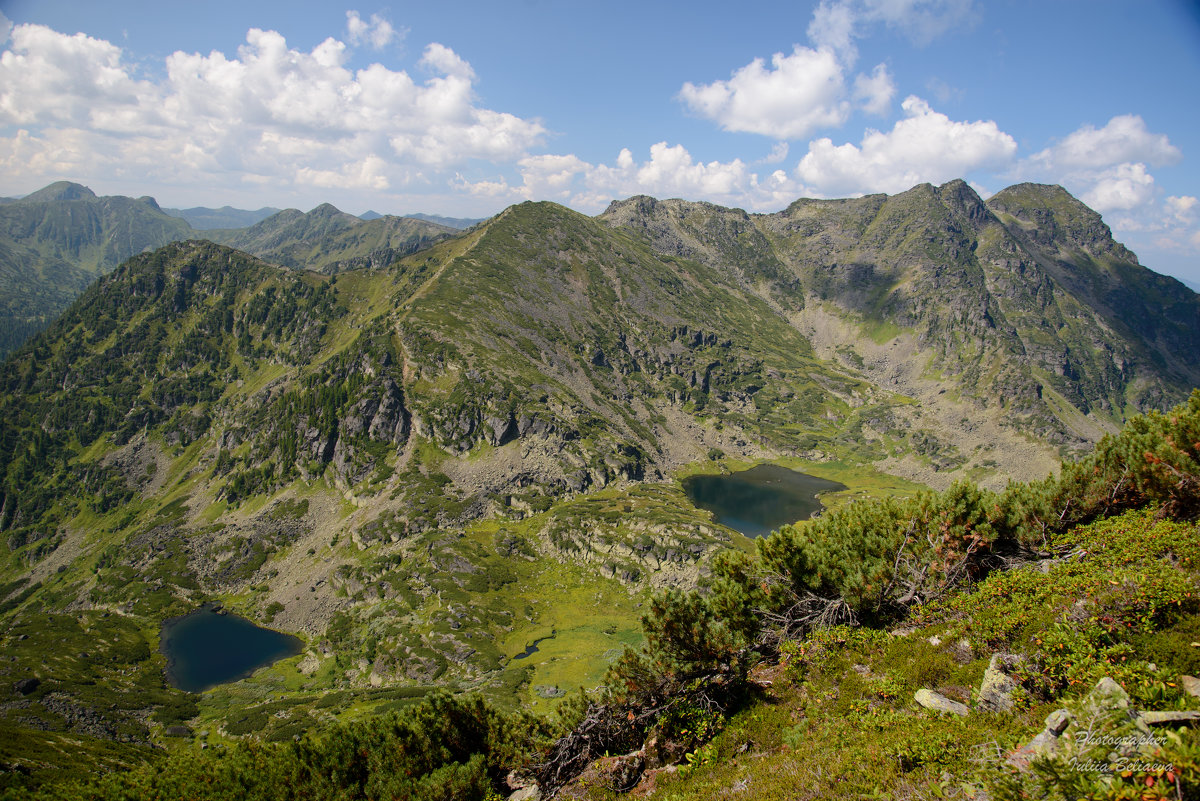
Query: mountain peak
934 178 991 229
986 182 1137 263
308 202 350 218
23 181 97 203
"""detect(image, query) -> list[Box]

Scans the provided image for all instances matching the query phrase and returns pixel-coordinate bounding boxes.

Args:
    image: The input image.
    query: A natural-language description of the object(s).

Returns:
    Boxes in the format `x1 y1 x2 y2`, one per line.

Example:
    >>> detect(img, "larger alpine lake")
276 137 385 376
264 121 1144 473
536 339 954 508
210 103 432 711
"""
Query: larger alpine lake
682 464 847 538
160 605 303 693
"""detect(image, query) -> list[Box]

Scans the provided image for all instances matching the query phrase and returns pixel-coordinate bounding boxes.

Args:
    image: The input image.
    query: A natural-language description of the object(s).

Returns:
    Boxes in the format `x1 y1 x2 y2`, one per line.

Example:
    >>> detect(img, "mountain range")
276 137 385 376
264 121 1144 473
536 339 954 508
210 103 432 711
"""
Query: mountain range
0 177 1196 788
0 183 468 357
162 205 281 230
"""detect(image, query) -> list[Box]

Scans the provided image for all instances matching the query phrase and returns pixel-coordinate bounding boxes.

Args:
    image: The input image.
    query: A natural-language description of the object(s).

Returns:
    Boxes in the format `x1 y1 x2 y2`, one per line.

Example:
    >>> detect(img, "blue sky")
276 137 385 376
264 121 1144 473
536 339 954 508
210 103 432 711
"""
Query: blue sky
2 0 1199 283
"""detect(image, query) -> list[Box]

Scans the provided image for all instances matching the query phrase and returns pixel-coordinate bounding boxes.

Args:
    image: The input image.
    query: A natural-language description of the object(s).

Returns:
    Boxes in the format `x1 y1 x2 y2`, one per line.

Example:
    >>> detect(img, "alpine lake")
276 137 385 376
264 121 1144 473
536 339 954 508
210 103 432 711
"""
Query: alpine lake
158 465 842 691
682 463 847 538
160 604 304 693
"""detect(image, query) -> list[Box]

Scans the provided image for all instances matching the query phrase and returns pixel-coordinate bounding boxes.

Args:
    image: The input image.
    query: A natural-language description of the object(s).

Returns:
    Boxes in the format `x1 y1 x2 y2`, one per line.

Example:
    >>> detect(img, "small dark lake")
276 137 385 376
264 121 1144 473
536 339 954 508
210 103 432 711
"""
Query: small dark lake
682 464 847 538
512 632 555 661
160 605 303 693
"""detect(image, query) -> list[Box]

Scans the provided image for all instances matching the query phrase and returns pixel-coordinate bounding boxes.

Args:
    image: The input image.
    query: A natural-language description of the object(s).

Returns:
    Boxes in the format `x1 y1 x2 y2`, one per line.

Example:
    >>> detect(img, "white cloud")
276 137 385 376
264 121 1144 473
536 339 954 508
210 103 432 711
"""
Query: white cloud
0 24 154 128
346 11 399 50
1166 195 1198 223
419 42 474 81
681 0 976 143
1015 116 1188 242
452 142 807 213
760 141 790 165
808 1 859 60
854 63 895 115
1029 114 1181 172
861 0 980 46
0 22 544 199
678 46 849 140
1012 118 1199 278
1079 162 1156 213
515 153 591 199
807 0 978 57
297 155 390 190
795 95 1016 196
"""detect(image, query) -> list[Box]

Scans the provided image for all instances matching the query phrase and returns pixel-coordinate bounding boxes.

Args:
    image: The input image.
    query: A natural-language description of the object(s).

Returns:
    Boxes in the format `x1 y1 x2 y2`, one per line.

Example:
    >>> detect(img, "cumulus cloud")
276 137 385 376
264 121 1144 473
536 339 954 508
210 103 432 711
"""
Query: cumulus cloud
1166 195 1198 224
682 0 976 142
453 142 806 213
1028 114 1181 173
0 20 544 199
0 24 153 128
297 155 390 190
760 141 790 165
346 11 399 50
1079 162 1156 213
1014 117 1196 268
808 0 978 58
807 1 859 59
853 63 895 115
795 95 1016 196
679 46 849 140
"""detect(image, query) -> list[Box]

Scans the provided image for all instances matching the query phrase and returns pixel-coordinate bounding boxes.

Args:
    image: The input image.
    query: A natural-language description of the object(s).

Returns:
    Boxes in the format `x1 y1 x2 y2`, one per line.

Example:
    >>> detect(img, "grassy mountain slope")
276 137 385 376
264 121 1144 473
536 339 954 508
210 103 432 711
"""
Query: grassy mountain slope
11 395 1200 801
0 183 194 357
0 213 906 787
1 184 1198 793
201 204 457 273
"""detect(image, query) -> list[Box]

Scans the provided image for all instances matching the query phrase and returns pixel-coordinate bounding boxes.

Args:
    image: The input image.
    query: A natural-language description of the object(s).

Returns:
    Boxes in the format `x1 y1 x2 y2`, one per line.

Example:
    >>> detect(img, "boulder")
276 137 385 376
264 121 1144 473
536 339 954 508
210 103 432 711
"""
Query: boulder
581 753 645 793
914 688 969 716
977 653 1021 712
507 787 541 801
1006 708 1072 770
1180 674 1200 699
13 677 39 695
1137 710 1200 727
1079 676 1133 724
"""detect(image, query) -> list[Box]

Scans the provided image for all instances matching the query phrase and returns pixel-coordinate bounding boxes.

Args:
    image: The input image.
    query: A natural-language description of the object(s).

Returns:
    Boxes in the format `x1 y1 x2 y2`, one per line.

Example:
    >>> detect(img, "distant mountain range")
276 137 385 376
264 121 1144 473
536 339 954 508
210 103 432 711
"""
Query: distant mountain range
397 211 486 229
0 182 485 356
0 182 192 356
162 205 281 229
199 203 456 273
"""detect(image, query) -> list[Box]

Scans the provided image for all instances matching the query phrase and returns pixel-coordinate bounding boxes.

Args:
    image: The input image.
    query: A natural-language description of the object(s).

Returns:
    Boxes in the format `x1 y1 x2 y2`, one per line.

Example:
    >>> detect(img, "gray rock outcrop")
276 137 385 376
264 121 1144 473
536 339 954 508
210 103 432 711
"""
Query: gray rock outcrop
914 688 970 716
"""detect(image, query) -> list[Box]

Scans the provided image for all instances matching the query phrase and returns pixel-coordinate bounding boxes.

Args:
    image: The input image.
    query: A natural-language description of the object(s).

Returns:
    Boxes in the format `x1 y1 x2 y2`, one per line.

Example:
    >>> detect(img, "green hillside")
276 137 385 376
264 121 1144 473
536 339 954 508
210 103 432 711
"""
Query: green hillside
201 205 457 273
7 394 1198 800
0 183 194 357
0 182 1197 797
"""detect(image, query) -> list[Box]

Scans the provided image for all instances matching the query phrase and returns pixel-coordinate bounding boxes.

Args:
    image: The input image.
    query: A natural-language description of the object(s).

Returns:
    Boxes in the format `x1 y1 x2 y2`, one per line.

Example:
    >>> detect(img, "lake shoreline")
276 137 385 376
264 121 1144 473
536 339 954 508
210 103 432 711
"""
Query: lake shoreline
682 464 848 538
159 603 304 693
